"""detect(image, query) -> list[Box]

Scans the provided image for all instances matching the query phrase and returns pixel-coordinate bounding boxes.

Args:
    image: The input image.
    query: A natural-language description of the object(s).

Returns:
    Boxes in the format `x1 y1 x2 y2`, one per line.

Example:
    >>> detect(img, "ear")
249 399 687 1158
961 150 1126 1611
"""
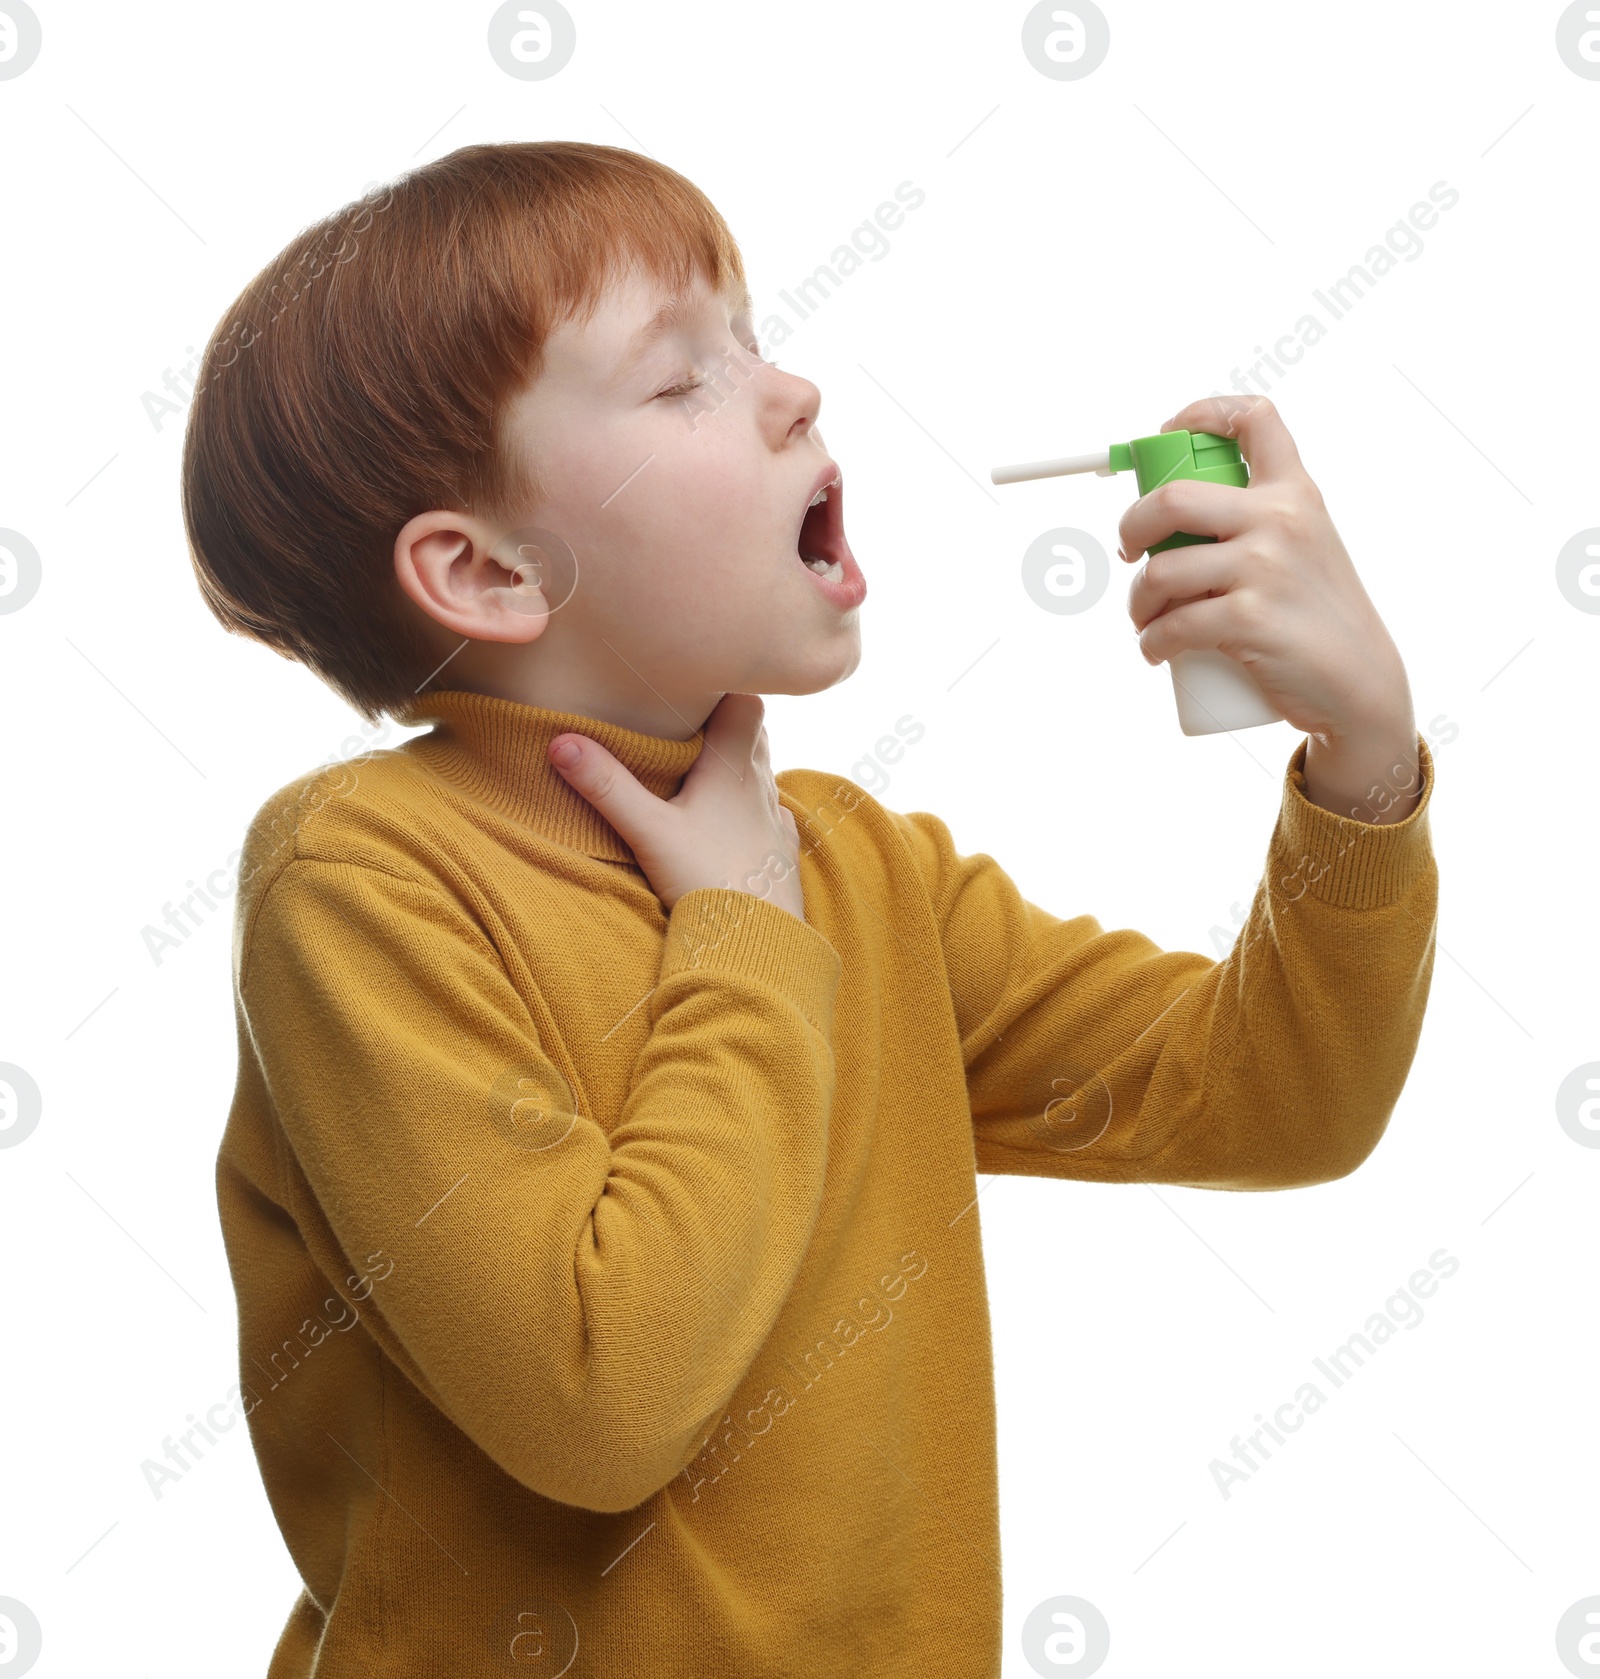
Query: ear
393 509 551 644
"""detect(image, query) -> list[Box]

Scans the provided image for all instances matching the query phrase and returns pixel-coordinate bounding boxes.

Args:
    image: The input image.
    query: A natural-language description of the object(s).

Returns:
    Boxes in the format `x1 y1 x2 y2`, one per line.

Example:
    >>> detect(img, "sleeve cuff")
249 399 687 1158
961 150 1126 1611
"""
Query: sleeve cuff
659 887 843 1036
1272 730 1437 911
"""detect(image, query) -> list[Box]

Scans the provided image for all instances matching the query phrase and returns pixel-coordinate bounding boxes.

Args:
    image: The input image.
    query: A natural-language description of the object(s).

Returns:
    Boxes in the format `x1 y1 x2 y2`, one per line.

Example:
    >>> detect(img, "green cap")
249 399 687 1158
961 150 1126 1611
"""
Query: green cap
1104 431 1250 555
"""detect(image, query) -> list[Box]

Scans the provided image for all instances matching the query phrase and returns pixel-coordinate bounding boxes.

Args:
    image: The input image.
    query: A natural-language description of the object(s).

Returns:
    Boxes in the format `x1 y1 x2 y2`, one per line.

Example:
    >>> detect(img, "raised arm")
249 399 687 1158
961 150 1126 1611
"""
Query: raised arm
230 858 841 1512
883 732 1437 1190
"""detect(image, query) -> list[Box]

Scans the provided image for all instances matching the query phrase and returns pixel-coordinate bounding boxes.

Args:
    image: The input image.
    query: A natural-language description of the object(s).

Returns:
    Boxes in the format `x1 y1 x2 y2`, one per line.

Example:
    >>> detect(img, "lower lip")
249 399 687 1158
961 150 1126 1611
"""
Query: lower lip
801 538 867 611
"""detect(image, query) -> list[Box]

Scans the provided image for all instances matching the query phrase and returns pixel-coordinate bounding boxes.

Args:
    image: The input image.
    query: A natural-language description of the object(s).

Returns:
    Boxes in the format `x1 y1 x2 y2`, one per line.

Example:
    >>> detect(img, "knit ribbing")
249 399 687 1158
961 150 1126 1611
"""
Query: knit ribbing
1279 732 1437 909
394 687 706 859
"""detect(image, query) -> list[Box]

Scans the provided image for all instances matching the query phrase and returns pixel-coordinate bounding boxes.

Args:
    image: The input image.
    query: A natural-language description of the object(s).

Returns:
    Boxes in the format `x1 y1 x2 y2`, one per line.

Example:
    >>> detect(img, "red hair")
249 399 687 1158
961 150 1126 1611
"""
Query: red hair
181 141 748 723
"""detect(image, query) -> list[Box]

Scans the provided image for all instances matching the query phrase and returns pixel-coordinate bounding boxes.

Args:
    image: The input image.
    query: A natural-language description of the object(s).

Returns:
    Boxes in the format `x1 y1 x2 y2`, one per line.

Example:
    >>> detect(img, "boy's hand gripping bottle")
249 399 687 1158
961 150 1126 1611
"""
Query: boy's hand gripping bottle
992 430 1283 736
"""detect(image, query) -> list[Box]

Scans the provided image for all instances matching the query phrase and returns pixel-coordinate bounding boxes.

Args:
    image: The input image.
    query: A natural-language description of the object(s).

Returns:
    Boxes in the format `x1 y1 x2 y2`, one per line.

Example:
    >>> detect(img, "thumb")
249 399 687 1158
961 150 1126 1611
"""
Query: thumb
548 733 663 848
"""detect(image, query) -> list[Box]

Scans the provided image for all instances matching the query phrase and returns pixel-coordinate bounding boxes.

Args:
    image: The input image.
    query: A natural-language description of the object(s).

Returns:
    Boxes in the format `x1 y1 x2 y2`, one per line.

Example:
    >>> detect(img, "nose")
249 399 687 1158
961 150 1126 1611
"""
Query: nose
768 364 822 448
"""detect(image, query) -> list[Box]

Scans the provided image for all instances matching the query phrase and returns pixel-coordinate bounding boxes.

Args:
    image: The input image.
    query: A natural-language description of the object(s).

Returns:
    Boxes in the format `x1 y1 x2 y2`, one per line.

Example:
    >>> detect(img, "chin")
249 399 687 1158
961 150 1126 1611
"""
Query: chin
826 632 864 687
767 626 863 696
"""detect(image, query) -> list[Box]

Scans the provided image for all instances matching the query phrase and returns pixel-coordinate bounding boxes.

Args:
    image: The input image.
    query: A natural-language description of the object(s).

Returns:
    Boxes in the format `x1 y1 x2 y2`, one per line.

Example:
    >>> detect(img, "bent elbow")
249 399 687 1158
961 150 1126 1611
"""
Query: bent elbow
496 1413 696 1515
1279 1114 1392 1188
535 1464 671 1515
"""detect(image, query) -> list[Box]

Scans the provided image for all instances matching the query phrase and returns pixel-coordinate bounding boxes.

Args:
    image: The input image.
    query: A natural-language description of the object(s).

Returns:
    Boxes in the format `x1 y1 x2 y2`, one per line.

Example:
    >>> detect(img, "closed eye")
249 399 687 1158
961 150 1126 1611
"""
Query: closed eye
655 341 773 402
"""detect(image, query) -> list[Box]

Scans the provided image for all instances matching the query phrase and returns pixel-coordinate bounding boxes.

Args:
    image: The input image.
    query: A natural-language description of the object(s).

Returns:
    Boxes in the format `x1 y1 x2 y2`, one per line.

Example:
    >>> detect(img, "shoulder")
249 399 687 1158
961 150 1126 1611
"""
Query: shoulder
231 746 501 987
234 745 457 913
774 766 958 899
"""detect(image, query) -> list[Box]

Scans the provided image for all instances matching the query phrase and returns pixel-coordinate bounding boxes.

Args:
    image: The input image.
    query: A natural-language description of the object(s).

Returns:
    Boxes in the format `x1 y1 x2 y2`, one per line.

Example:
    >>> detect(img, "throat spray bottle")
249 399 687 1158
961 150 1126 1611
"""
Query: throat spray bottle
991 430 1283 736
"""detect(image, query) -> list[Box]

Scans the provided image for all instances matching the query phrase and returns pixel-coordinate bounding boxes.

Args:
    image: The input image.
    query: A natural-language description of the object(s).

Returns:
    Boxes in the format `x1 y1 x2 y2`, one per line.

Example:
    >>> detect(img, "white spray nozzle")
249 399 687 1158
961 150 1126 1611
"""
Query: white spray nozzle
990 449 1114 486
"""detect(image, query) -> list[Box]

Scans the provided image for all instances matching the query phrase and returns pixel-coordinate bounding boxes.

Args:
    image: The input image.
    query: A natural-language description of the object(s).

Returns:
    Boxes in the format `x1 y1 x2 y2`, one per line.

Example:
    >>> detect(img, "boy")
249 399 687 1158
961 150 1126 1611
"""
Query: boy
185 141 1436 1677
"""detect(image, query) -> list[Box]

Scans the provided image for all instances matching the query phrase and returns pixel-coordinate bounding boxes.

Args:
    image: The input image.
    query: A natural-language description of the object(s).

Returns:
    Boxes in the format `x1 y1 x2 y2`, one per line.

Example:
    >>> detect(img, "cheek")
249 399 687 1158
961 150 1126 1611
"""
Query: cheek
555 422 785 615
634 450 772 565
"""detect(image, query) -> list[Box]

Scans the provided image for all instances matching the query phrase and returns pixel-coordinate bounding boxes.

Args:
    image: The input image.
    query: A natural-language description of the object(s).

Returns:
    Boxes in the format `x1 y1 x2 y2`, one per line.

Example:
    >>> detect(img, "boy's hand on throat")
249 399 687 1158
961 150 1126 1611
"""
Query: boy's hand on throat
549 692 807 921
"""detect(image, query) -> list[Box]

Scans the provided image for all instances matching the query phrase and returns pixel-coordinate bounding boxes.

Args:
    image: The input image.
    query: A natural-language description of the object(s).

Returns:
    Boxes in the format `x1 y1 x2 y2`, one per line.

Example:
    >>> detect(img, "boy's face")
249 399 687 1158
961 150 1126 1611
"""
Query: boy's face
484 263 865 723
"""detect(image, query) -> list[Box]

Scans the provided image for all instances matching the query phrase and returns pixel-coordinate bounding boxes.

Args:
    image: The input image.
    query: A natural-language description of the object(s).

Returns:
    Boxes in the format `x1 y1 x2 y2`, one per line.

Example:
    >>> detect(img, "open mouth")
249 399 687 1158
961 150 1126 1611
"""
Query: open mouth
797 470 846 583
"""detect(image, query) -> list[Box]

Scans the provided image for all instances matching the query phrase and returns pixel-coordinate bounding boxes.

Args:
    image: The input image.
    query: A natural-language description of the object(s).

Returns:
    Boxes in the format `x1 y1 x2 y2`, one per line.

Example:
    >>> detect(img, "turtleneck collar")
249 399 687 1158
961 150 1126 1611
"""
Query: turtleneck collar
393 688 706 861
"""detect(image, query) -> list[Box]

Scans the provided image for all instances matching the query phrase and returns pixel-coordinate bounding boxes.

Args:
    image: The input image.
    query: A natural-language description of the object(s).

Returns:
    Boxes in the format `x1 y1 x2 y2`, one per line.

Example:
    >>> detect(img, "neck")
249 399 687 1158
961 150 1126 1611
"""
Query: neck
392 686 707 861
429 645 723 742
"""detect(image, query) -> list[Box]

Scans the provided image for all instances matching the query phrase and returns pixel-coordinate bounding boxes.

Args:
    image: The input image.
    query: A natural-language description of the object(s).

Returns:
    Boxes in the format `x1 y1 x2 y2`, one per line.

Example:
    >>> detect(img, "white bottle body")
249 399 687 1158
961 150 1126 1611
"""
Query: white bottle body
1169 648 1283 736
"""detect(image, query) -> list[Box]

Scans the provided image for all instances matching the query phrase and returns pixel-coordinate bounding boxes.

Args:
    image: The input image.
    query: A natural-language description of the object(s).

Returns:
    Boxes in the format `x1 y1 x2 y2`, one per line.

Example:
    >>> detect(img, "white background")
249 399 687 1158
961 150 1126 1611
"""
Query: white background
1 2 1595 1675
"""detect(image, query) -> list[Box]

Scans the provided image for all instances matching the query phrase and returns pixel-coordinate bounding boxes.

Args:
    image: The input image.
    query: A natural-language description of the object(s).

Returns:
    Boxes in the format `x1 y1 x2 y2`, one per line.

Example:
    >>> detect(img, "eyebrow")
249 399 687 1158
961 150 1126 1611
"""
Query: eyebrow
614 282 755 378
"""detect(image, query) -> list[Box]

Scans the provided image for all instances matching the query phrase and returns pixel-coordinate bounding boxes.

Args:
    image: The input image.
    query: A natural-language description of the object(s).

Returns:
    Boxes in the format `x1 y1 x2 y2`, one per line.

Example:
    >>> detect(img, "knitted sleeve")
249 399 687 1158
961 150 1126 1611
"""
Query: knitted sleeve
237 861 841 1511
883 734 1438 1190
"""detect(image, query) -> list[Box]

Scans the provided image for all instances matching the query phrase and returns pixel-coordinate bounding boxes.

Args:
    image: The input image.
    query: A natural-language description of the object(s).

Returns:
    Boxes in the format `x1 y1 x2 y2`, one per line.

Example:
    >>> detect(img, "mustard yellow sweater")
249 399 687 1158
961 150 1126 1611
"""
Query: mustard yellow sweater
218 688 1438 1677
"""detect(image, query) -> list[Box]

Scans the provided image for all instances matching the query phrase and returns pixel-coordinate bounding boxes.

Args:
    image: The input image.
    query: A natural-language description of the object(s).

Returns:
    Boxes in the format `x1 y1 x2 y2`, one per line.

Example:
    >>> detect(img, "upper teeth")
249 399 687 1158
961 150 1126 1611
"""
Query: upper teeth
808 478 838 509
